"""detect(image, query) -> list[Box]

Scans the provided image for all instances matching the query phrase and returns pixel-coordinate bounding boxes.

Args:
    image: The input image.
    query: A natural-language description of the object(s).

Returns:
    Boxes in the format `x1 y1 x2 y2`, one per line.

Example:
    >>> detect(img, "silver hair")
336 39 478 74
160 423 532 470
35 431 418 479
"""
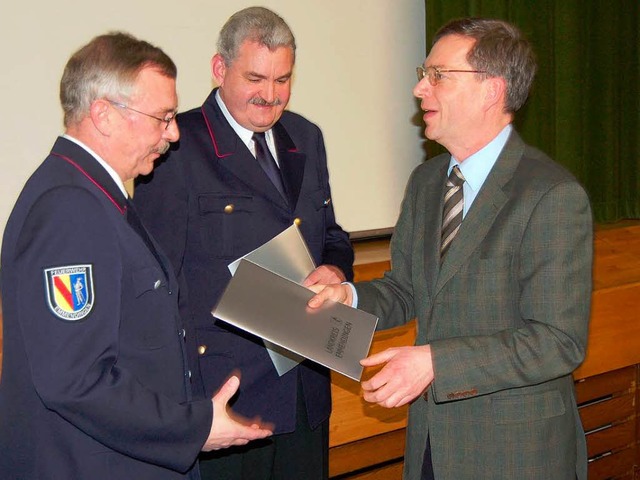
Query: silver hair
217 6 296 65
60 32 176 127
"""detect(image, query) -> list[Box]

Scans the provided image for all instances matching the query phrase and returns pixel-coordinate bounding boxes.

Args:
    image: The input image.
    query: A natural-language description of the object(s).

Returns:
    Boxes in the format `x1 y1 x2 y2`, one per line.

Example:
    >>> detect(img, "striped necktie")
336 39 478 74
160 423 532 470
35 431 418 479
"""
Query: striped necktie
440 165 465 259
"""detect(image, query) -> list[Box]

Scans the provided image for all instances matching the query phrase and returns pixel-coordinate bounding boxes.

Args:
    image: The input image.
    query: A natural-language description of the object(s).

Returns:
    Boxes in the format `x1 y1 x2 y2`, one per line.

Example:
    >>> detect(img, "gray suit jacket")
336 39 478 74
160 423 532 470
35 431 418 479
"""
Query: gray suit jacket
357 131 592 480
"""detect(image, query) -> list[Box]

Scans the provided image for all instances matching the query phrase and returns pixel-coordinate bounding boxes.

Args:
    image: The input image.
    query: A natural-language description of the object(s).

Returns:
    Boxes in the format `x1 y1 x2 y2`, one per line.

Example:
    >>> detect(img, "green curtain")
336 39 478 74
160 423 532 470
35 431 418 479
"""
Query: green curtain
424 0 640 222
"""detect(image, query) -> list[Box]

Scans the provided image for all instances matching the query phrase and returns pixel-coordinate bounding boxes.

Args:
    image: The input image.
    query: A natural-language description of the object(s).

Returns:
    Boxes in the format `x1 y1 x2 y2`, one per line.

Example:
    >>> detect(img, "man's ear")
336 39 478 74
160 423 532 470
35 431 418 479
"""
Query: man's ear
211 53 227 86
484 76 507 111
89 99 113 136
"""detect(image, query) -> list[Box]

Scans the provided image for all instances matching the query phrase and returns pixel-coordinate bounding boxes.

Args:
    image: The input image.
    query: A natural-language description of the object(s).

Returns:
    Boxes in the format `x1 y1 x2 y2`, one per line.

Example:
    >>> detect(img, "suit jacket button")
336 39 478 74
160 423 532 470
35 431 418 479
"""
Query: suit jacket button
224 204 234 214
153 279 161 289
294 217 302 226
198 345 207 355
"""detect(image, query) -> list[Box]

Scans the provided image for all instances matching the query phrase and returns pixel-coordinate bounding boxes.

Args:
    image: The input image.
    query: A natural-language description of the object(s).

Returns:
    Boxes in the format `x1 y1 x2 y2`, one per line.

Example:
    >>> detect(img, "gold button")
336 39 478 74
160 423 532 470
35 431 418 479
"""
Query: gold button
293 217 302 226
224 204 234 214
198 345 207 355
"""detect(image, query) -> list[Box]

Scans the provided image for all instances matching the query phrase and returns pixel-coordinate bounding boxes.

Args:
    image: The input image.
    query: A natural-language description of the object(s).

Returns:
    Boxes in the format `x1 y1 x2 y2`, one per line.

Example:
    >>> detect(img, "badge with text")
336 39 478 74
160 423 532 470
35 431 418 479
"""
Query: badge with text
44 264 94 321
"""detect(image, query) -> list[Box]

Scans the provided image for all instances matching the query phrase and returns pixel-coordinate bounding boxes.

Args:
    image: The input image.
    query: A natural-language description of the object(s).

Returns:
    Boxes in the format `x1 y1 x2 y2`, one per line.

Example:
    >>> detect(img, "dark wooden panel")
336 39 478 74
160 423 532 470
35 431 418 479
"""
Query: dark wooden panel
342 461 403 480
586 421 636 458
580 394 635 432
588 447 636 480
575 366 635 404
329 429 405 477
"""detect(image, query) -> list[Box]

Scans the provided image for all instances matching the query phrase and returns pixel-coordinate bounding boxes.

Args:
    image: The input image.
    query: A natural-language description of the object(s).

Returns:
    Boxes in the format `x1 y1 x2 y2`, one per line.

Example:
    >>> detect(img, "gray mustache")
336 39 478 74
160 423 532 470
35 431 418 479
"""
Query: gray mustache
156 143 170 155
249 97 282 107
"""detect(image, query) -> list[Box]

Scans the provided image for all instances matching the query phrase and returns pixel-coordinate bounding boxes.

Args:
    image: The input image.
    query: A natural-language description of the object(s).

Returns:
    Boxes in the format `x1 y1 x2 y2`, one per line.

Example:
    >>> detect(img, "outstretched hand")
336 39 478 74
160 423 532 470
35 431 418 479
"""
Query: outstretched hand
202 375 273 451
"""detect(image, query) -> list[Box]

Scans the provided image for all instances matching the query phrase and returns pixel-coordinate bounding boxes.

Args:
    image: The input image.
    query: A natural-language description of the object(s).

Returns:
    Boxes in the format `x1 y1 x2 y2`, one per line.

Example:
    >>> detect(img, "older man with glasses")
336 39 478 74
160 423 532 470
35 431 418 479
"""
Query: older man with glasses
309 17 592 480
0 31 271 480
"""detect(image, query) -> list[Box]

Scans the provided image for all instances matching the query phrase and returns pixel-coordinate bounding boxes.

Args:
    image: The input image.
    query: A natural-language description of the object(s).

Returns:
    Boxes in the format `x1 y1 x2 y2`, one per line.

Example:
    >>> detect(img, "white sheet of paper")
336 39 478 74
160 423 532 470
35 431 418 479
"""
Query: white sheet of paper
214 259 378 381
227 224 315 375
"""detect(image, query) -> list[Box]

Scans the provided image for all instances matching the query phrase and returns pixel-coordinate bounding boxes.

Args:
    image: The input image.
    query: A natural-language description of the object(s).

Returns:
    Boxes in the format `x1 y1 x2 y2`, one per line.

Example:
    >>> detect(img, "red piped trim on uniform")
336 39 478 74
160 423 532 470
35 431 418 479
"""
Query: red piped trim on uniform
52 153 126 215
202 107 232 159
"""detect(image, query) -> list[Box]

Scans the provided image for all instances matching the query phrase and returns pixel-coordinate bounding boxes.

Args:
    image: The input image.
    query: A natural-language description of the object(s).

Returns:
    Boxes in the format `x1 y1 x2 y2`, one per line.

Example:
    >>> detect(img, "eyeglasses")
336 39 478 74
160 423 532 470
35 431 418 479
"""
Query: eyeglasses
416 66 487 86
107 100 178 130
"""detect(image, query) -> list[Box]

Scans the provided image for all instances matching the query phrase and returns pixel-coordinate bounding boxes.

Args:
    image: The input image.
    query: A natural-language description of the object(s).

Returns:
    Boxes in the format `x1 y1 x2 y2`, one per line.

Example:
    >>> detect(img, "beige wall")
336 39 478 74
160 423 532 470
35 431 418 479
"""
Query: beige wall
0 1 425 238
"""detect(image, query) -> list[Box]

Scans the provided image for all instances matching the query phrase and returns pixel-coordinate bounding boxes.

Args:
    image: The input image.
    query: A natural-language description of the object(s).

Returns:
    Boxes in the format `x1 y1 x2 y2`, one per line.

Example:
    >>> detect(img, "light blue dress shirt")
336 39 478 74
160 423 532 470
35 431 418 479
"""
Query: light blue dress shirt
350 124 513 307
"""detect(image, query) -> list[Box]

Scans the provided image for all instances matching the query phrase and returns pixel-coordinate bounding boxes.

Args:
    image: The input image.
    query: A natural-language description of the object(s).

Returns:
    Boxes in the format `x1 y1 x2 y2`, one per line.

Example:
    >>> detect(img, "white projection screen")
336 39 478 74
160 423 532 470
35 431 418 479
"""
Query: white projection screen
0 0 426 239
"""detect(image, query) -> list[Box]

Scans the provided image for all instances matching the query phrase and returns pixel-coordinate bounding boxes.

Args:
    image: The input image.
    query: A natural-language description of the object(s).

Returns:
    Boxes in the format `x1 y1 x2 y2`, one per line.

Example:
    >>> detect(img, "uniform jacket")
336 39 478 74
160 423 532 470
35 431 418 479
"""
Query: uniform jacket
0 137 212 480
134 89 354 433
357 131 592 480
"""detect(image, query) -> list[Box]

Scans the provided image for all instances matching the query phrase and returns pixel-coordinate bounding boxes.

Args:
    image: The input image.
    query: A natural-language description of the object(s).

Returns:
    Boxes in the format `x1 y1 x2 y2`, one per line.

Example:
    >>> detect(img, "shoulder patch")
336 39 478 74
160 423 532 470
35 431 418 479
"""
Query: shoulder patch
44 264 95 321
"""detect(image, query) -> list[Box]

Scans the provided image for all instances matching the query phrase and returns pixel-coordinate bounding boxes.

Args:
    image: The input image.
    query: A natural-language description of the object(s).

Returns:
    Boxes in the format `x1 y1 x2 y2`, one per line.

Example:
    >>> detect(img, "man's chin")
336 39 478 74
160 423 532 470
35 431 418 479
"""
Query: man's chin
248 111 283 130
138 158 158 177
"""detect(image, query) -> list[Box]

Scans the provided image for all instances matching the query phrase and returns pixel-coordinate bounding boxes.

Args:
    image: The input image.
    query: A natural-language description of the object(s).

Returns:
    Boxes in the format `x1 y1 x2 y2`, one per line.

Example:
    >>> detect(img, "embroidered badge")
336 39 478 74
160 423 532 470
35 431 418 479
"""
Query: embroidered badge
44 264 94 321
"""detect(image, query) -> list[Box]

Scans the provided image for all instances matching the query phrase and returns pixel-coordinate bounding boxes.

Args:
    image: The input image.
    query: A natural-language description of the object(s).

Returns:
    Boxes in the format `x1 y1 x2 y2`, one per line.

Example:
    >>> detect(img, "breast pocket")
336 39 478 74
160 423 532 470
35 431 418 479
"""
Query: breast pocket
198 194 254 259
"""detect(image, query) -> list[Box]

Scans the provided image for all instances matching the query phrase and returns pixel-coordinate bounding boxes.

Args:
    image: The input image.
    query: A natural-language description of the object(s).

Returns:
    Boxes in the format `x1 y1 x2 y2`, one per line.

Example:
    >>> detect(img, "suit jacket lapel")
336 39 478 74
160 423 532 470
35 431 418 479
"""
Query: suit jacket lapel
434 131 525 295
423 159 449 300
201 91 291 210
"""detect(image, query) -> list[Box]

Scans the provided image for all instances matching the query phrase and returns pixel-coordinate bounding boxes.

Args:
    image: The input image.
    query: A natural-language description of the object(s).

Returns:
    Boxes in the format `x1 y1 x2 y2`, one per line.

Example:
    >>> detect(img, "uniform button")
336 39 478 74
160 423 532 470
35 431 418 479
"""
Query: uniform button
153 280 161 289
293 217 302 226
224 204 234 214
198 345 207 355
179 328 186 340
187 370 192 379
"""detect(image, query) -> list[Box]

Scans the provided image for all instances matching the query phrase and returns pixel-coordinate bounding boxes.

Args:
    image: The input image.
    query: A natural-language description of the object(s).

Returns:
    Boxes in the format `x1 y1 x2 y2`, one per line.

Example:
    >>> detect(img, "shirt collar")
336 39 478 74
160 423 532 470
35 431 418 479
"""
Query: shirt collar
62 134 128 198
448 124 512 194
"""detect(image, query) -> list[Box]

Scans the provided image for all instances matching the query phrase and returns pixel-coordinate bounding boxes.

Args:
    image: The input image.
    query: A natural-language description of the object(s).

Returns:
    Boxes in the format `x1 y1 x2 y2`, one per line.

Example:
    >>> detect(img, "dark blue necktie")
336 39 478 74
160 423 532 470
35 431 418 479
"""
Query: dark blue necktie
253 132 286 199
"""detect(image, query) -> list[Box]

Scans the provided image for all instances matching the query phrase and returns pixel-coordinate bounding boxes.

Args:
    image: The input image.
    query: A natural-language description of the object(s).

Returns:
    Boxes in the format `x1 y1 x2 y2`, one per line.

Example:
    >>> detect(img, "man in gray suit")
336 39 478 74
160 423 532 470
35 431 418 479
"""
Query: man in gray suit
309 18 592 480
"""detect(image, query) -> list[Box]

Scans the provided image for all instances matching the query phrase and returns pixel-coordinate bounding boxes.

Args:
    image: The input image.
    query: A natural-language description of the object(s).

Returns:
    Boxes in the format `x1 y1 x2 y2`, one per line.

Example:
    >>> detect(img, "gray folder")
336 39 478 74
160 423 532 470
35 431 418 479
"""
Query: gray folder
214 259 378 381
228 224 314 375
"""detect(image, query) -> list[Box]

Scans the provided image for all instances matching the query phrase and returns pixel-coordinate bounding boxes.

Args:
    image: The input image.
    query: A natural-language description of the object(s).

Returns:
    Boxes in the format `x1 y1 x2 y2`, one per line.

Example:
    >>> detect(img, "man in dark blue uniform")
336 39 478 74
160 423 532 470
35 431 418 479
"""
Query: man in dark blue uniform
134 7 354 480
0 32 271 480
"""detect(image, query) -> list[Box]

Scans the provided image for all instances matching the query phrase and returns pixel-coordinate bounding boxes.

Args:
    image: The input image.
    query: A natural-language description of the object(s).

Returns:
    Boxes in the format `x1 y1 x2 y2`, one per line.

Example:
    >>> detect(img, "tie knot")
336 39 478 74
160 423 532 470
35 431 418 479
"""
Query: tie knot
447 165 465 187
253 131 267 144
